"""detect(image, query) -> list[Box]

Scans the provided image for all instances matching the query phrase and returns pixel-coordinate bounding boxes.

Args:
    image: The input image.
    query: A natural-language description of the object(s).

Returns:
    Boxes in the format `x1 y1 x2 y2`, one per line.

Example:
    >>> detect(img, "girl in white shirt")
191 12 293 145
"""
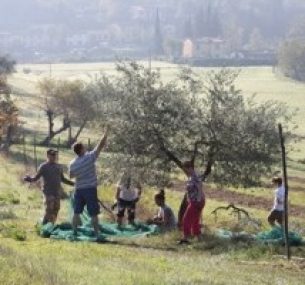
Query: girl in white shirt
268 177 285 227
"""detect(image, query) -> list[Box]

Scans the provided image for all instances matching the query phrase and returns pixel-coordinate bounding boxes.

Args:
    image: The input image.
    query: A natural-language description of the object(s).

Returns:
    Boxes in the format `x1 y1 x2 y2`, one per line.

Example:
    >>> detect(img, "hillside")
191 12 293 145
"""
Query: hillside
1 64 305 285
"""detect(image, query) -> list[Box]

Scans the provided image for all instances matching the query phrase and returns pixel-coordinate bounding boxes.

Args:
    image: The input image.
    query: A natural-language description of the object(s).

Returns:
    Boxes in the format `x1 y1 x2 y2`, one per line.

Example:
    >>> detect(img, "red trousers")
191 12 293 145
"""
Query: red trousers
183 199 205 238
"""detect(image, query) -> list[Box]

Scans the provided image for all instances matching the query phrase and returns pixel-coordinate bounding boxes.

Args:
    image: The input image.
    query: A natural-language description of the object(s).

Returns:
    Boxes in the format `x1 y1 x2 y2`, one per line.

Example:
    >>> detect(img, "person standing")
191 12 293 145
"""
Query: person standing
114 176 142 227
69 129 108 239
268 176 285 227
179 161 205 244
24 149 74 225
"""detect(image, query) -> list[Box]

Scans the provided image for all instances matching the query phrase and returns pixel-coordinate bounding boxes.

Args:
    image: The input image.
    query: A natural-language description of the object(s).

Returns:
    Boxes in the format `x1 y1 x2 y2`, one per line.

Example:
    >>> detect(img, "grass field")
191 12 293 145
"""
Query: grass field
1 62 305 285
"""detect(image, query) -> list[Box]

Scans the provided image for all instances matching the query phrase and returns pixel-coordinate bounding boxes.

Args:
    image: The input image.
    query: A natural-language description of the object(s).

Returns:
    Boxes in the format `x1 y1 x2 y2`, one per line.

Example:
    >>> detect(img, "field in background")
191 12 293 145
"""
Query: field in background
9 62 305 144
1 62 305 284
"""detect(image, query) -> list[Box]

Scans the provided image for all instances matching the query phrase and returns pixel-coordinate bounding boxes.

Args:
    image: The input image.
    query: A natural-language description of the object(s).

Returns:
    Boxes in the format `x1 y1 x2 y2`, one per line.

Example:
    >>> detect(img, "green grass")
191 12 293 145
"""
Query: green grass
2 63 305 284
1 153 305 285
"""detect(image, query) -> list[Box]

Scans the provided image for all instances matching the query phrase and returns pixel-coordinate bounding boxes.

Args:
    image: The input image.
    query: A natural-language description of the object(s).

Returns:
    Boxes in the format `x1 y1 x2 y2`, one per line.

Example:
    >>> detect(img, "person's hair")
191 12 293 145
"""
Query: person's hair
182 160 194 169
272 176 283 185
155 189 165 201
47 149 57 156
73 142 84 155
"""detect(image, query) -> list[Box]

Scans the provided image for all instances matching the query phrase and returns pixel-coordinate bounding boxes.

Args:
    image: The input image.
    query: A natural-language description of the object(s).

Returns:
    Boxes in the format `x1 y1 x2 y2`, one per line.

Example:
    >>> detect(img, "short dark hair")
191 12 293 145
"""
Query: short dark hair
73 142 84 155
155 189 165 201
47 149 57 156
272 176 283 185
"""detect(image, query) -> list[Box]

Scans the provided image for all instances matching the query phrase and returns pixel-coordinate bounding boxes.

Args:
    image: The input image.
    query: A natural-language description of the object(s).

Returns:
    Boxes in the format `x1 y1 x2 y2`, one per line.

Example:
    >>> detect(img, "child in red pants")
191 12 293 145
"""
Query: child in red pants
179 161 205 244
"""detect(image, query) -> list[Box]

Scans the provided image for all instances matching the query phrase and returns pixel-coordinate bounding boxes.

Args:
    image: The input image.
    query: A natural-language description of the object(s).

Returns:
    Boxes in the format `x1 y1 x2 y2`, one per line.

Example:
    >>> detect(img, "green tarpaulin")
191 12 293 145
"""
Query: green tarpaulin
40 222 159 242
256 226 303 246
216 226 303 246
39 195 159 242
39 196 303 245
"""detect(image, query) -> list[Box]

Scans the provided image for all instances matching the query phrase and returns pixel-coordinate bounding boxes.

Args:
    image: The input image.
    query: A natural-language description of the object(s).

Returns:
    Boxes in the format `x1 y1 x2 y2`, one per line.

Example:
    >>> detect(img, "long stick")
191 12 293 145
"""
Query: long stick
278 123 291 260
98 199 116 221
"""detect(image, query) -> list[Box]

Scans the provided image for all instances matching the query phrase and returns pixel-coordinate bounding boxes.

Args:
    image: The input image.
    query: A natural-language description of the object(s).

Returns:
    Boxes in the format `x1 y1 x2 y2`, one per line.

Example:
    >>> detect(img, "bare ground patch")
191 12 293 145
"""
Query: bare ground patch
171 181 305 218
290 176 305 185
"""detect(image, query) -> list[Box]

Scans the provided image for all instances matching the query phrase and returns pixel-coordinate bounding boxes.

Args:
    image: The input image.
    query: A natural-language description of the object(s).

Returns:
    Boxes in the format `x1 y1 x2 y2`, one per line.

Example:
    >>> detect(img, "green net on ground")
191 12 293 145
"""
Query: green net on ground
256 226 303 246
40 222 159 242
216 226 303 246
39 195 160 242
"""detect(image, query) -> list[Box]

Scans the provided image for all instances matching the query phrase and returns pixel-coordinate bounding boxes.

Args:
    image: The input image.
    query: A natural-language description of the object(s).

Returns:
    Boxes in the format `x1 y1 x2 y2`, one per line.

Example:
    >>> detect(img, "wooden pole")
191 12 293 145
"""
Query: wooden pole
278 123 291 260
33 134 38 171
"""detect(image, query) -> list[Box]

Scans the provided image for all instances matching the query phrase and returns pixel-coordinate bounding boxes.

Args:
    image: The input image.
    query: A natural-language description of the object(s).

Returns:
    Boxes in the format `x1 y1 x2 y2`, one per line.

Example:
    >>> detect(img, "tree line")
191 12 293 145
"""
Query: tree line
1 0 305 56
278 16 305 82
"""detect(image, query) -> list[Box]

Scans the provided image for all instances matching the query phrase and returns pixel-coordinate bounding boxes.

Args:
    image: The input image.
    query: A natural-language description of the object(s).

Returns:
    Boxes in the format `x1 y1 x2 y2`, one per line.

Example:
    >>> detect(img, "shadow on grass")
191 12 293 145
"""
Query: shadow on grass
90 223 305 259
6 148 69 174
5 147 44 168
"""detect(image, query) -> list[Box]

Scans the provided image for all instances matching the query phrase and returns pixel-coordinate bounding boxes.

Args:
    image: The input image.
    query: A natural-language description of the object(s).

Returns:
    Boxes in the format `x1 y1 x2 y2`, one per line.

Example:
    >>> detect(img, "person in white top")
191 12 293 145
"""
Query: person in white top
114 176 142 227
268 176 285 227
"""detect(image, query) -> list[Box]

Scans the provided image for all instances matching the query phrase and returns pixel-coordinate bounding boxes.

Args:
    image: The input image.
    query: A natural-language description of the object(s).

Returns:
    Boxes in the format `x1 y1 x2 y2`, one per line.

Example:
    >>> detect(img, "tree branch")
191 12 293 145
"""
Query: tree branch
69 119 87 146
153 128 184 170
211 203 250 220
211 203 261 228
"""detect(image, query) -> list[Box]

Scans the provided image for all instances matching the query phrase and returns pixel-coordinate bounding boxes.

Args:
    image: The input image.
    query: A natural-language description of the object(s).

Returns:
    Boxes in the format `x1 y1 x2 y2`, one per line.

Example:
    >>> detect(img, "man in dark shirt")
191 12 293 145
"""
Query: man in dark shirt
24 149 74 224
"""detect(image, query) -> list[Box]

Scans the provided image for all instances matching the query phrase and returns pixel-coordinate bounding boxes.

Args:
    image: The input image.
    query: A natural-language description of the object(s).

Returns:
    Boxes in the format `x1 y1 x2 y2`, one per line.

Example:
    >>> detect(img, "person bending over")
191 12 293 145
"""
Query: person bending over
268 176 285 227
24 149 74 225
147 189 176 231
69 129 108 238
114 176 142 227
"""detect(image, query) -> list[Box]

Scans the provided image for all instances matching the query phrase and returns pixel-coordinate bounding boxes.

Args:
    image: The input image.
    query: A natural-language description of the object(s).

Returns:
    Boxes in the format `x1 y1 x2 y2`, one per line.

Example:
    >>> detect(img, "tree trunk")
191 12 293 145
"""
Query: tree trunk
41 116 70 146
177 194 188 229
1 124 14 151
67 120 87 147
41 110 54 146
68 125 72 144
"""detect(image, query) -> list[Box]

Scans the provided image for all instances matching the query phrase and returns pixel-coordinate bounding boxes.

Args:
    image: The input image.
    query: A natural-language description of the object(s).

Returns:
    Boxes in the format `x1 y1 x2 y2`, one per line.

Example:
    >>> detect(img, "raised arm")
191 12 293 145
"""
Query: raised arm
93 127 109 158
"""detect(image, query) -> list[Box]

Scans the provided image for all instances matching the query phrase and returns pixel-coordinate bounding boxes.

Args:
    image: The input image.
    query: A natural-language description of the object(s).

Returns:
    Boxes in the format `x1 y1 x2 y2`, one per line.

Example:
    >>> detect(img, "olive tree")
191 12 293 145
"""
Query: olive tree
38 79 97 146
97 62 294 187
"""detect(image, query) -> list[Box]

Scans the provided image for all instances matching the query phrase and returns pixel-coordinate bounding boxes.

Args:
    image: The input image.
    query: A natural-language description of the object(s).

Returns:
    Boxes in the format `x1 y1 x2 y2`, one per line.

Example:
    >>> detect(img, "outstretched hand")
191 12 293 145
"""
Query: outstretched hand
23 175 32 183
104 125 110 135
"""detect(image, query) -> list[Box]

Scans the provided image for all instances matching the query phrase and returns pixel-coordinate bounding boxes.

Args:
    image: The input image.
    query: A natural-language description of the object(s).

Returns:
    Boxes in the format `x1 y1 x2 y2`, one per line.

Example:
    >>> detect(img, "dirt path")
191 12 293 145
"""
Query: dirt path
172 181 305 218
290 176 305 185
